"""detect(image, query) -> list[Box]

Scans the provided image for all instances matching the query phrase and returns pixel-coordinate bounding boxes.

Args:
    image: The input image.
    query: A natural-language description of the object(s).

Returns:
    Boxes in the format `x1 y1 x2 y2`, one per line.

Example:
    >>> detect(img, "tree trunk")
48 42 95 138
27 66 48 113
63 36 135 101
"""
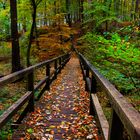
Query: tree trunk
27 0 42 66
114 0 120 17
10 0 21 72
44 0 47 25
27 4 36 67
135 0 140 19
79 0 84 23
131 0 135 20
66 0 72 27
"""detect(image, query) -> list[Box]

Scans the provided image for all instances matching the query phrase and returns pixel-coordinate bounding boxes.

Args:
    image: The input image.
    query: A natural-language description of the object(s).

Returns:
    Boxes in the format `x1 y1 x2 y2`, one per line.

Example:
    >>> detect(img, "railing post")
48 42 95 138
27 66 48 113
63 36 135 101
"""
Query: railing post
83 62 87 81
91 75 97 93
108 109 124 140
64 55 67 65
89 75 97 116
54 59 57 79
28 71 34 112
85 66 89 91
59 57 61 66
62 56 65 68
79 58 84 80
46 63 50 90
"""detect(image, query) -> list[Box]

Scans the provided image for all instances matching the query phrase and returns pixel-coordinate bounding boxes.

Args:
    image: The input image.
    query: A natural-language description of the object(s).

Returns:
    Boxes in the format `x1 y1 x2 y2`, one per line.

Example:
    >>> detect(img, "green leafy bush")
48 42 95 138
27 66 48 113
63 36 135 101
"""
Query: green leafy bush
79 32 140 94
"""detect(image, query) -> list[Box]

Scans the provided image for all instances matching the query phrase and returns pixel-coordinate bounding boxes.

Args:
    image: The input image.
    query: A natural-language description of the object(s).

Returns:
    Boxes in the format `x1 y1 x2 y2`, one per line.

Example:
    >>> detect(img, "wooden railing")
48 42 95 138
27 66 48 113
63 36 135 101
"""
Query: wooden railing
77 52 140 140
0 53 71 129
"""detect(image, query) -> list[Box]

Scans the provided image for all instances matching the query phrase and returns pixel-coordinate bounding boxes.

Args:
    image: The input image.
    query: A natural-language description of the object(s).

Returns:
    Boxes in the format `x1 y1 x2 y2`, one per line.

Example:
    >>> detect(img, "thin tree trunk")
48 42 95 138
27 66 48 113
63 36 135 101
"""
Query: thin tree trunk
44 0 47 25
79 0 84 23
66 0 71 27
131 0 135 21
27 5 36 66
135 0 140 19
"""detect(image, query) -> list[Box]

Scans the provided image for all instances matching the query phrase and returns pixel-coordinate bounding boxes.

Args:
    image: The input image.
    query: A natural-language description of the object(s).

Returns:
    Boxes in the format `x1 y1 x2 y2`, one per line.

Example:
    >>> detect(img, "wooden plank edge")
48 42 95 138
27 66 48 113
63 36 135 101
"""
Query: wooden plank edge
91 94 109 140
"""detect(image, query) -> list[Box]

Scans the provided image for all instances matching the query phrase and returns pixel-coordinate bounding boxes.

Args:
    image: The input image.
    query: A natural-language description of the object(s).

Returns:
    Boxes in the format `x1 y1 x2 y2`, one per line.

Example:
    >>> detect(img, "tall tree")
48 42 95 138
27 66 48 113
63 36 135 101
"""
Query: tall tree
27 0 42 66
10 0 21 72
79 0 84 22
66 0 71 27
135 0 140 19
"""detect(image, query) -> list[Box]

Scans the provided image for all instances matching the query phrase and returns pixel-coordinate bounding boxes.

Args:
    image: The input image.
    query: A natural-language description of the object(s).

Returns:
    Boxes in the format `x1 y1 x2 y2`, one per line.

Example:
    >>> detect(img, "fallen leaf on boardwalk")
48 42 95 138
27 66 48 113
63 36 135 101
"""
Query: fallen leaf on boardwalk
45 110 51 115
45 116 52 120
49 125 56 129
27 128 34 134
35 122 46 126
46 128 51 132
50 130 55 134
41 137 47 140
45 134 53 139
87 134 94 139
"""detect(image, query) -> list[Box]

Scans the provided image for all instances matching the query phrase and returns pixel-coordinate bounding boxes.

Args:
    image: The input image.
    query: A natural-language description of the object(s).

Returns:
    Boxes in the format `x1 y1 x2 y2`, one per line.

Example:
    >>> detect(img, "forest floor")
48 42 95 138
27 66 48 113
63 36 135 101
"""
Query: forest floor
12 54 99 140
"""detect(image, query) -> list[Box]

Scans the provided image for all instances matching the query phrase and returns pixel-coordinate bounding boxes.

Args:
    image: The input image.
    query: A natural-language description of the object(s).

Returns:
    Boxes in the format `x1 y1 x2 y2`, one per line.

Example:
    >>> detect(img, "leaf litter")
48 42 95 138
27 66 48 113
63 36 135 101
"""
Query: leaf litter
12 55 99 140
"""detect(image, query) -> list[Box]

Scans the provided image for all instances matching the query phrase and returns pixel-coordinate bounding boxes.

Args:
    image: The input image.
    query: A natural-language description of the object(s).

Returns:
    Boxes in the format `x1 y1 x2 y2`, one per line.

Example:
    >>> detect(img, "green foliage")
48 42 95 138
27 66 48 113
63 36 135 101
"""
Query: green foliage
80 32 140 94
83 1 118 32
0 7 10 40
27 128 34 134
0 42 11 56
0 125 13 139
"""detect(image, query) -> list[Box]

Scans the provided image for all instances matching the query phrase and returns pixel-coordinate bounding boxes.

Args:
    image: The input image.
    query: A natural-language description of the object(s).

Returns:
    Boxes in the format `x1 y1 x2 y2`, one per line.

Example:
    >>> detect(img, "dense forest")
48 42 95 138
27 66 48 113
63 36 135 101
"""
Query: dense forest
0 0 140 139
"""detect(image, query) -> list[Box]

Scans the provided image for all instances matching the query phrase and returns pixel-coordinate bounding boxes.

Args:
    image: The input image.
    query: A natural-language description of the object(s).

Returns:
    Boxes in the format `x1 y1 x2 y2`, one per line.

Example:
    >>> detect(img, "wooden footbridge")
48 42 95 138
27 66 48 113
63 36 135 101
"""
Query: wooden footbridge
0 51 140 140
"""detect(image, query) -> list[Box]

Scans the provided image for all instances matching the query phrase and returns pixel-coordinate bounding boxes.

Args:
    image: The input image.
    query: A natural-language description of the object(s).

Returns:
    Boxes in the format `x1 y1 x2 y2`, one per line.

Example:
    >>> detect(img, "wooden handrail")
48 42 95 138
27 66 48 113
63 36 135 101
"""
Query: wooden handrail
0 52 71 129
77 52 140 140
0 53 69 88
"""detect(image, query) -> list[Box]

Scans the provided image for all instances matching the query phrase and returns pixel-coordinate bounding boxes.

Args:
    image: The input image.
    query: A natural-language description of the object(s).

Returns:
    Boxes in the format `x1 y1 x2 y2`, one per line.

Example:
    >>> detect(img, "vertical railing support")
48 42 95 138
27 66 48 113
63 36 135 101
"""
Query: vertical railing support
61 56 64 68
91 75 97 93
59 57 61 66
79 59 84 80
85 66 89 91
89 94 95 116
28 71 34 112
54 60 57 79
59 57 62 72
108 109 124 140
83 62 87 81
89 75 97 116
46 63 50 90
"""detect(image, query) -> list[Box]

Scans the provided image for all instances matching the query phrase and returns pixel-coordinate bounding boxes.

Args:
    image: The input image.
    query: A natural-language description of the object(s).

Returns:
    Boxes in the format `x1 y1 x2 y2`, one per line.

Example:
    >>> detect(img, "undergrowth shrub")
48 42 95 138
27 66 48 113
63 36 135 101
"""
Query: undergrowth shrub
79 32 140 95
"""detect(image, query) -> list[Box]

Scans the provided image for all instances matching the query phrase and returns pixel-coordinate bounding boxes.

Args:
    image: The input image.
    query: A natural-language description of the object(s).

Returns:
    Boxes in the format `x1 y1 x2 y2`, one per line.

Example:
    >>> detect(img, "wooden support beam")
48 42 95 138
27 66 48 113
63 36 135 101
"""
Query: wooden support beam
91 94 109 140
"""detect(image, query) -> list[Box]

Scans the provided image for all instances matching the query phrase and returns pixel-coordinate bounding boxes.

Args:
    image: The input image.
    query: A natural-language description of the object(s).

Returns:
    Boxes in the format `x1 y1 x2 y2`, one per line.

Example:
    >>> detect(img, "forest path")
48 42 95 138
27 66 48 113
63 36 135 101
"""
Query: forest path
12 53 98 140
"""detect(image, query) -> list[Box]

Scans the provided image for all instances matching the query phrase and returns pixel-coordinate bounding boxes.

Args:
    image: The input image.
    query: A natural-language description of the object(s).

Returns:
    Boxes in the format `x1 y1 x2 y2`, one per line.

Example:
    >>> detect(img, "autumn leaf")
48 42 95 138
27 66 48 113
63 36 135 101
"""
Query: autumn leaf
27 128 34 134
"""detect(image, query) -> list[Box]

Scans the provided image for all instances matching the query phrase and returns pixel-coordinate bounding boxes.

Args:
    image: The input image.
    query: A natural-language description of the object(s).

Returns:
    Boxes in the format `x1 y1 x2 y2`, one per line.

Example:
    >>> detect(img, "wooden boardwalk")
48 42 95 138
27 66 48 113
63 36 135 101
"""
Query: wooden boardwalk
12 55 98 140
